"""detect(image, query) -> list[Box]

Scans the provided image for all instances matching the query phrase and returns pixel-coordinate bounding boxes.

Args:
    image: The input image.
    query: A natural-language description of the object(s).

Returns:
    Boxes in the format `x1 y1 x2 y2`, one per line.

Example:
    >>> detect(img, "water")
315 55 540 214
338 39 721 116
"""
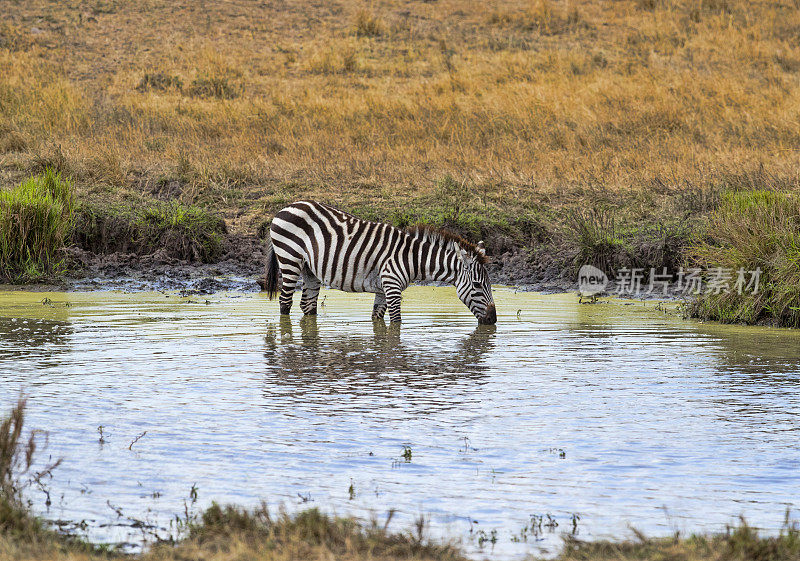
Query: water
1 287 799 557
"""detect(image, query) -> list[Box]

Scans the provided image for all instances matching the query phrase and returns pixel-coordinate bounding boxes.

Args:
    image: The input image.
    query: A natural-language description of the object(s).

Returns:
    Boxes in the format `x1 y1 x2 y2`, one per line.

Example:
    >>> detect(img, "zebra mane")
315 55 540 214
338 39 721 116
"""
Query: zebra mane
404 225 488 264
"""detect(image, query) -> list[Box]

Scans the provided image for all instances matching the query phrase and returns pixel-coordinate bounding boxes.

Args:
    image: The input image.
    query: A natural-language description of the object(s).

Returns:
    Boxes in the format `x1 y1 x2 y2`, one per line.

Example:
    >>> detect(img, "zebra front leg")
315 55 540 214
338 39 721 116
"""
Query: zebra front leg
372 292 387 320
279 265 301 315
382 282 405 324
300 273 321 315
380 265 408 324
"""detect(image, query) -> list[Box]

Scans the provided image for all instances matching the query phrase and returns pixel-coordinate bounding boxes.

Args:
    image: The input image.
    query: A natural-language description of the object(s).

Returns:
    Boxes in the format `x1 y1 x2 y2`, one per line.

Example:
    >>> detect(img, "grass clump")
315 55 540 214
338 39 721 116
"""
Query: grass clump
163 503 464 561
0 121 27 153
73 200 227 263
187 73 243 99
0 169 74 282
0 399 66 548
488 0 583 35
353 9 384 37
135 72 184 93
567 208 693 279
687 191 800 328
555 518 800 561
569 209 626 275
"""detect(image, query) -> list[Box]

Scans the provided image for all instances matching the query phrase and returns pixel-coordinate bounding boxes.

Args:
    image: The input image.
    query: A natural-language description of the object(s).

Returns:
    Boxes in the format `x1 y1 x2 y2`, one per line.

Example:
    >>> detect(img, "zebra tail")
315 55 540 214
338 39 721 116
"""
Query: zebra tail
264 243 279 300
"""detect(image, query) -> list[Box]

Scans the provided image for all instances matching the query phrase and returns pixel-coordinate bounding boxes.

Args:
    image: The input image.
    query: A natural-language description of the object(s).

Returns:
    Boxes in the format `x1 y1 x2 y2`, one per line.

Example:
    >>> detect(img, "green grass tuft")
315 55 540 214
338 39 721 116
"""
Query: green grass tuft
556 517 800 561
73 199 227 263
0 169 74 282
688 190 800 328
568 208 694 278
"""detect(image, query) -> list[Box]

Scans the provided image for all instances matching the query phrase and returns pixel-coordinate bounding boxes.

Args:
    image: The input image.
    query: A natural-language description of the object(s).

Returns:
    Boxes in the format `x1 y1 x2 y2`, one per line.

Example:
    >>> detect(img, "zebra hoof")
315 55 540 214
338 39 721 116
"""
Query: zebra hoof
280 307 291 315
303 309 317 316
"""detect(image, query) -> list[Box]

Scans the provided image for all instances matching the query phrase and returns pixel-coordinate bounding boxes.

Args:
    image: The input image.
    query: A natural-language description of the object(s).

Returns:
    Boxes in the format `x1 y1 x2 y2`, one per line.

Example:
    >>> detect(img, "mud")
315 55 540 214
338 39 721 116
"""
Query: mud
28 232 574 294
5 233 694 300
59 235 265 292
9 220 684 296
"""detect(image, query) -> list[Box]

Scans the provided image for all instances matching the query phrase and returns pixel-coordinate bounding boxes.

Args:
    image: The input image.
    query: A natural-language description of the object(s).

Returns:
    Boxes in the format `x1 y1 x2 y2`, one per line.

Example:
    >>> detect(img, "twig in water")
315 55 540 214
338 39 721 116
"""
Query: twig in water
107 500 124 518
128 431 147 450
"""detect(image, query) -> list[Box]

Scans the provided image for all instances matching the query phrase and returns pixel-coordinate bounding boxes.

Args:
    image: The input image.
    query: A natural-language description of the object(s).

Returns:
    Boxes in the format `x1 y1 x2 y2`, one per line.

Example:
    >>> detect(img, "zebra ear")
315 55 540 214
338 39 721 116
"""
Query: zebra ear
458 247 469 262
477 241 486 257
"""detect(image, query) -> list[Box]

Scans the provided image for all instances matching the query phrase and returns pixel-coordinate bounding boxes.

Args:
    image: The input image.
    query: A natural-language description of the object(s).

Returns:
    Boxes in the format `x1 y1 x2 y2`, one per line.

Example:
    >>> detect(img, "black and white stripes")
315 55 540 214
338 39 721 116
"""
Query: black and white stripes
264 200 497 324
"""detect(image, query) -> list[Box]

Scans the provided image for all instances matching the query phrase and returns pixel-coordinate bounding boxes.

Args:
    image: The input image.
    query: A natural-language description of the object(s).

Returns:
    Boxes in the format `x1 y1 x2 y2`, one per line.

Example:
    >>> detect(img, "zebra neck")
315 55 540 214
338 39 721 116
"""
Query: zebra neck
414 243 460 285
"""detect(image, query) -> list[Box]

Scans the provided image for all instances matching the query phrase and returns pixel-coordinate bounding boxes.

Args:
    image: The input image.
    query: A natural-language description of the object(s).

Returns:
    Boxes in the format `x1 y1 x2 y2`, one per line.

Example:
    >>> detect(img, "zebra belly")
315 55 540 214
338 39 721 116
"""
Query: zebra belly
314 266 382 294
305 234 384 294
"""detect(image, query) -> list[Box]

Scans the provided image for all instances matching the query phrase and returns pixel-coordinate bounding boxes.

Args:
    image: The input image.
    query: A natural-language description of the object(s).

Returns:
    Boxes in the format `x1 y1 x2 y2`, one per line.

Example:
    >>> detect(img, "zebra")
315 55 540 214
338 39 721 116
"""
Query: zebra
264 200 497 325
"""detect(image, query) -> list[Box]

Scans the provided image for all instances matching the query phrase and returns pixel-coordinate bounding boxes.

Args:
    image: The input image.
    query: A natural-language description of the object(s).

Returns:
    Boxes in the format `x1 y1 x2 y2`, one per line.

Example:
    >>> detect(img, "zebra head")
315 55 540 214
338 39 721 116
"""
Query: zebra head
455 241 497 325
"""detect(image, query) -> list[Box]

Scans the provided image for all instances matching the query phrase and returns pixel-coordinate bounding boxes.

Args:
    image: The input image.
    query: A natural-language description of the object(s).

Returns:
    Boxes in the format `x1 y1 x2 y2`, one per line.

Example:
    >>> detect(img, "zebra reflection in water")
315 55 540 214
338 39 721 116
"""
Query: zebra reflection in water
263 317 496 401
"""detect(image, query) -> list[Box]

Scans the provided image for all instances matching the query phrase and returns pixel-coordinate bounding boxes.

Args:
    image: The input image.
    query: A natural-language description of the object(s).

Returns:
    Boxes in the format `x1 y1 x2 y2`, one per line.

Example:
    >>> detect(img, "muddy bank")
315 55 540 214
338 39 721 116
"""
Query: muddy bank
0 172 694 296
60 234 266 293
11 230 692 297
34 232 575 294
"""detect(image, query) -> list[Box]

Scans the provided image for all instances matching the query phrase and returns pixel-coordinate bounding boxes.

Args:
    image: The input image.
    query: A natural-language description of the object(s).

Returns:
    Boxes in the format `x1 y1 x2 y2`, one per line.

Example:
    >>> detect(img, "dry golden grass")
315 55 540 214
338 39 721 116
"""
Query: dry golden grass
1 0 800 232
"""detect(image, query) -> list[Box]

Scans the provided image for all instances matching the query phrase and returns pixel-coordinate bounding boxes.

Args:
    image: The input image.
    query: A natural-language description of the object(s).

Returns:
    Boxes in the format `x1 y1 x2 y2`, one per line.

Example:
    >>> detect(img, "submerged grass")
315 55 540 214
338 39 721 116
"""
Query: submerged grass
688 191 800 328
0 169 73 282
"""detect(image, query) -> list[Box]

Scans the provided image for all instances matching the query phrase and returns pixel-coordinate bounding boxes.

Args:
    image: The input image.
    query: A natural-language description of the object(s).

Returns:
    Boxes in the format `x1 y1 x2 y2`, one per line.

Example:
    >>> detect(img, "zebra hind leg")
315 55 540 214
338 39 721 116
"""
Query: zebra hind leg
278 263 301 315
372 292 387 320
300 269 322 315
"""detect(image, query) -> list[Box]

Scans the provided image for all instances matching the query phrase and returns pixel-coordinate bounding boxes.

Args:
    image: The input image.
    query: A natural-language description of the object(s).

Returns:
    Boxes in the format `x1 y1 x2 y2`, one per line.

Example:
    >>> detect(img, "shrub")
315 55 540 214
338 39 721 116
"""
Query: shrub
688 191 800 328
0 169 74 282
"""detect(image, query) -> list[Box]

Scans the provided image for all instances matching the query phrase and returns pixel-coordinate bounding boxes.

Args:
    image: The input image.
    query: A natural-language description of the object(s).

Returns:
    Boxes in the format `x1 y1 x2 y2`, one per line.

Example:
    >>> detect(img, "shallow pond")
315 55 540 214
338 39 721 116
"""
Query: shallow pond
1 287 799 558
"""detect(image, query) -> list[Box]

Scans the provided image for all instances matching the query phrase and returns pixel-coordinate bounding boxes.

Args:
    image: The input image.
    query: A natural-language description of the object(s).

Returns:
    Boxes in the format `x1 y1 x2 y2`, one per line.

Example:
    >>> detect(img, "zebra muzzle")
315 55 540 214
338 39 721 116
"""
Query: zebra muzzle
479 303 497 325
